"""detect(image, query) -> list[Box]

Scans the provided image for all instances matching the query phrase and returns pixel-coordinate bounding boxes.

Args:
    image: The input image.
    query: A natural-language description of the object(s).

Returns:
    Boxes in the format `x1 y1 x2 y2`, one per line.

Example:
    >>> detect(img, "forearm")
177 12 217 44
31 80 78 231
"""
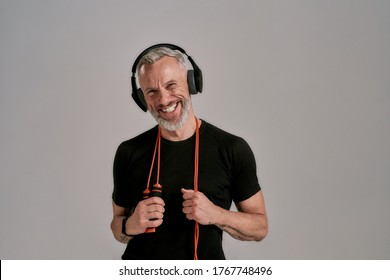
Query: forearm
214 207 268 241
110 215 133 244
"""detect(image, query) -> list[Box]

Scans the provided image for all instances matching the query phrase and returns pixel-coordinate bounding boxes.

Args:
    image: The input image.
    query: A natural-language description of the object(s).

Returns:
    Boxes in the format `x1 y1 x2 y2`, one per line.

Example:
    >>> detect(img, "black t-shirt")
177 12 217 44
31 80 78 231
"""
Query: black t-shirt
112 120 261 259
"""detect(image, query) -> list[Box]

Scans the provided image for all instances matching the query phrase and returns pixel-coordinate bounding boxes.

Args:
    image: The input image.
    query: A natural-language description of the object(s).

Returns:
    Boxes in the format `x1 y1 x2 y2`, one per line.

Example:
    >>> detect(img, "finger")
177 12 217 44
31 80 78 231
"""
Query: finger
146 211 164 220
144 196 165 206
182 205 192 214
147 204 165 213
148 218 163 228
139 205 164 221
181 188 194 199
184 213 194 221
182 200 192 207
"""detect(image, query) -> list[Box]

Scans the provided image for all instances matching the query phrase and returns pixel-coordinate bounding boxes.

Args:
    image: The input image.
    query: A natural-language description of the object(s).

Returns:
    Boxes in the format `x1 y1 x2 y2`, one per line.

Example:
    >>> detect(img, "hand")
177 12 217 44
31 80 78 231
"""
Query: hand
181 188 220 225
125 197 165 235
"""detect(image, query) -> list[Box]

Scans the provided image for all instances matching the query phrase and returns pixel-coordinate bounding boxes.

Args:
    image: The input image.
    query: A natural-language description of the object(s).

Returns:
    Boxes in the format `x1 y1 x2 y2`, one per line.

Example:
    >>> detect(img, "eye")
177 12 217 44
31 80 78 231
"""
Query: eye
146 89 156 96
167 83 177 90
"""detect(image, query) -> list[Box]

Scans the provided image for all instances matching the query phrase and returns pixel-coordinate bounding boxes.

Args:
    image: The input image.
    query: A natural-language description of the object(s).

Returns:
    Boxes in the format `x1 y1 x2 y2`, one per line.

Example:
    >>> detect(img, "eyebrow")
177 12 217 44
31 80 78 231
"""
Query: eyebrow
144 80 178 92
144 86 157 92
164 79 178 86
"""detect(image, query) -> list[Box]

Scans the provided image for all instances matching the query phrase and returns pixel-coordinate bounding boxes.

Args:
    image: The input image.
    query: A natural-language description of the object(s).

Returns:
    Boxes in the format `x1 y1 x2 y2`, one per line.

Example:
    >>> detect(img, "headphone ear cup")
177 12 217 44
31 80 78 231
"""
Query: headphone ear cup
187 70 197 95
194 68 203 93
131 88 148 112
131 75 148 112
186 55 203 94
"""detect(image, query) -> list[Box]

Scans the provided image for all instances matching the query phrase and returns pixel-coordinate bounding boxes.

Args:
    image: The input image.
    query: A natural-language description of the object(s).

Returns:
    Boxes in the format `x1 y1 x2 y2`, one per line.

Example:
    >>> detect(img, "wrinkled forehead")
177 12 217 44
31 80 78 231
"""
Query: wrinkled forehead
139 56 185 76
138 56 187 86
136 48 192 76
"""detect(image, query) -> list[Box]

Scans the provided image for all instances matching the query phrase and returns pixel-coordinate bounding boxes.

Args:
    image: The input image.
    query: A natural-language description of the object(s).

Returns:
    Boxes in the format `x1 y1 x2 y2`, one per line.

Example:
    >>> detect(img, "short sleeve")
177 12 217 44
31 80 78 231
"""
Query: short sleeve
112 143 130 207
230 138 261 202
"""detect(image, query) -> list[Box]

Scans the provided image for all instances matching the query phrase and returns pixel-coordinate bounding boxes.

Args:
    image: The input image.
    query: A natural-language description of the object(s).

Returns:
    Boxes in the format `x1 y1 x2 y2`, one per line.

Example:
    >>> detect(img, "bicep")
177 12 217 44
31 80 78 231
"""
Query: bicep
235 191 266 215
112 200 126 217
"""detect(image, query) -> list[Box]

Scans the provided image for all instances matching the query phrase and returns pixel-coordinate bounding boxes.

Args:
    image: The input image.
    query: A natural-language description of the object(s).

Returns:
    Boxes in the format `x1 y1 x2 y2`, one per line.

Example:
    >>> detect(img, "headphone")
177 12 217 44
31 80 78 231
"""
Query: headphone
131 43 203 112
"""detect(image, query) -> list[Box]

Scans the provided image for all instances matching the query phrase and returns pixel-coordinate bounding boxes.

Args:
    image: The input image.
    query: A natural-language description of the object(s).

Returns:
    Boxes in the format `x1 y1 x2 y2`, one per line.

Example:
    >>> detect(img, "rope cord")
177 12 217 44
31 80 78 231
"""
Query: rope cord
193 117 200 260
144 118 200 259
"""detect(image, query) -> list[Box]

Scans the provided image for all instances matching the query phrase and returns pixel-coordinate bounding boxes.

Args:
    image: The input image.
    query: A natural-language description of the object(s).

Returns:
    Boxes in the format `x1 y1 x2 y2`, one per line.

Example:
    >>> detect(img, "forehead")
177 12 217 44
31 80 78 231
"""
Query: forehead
139 56 186 83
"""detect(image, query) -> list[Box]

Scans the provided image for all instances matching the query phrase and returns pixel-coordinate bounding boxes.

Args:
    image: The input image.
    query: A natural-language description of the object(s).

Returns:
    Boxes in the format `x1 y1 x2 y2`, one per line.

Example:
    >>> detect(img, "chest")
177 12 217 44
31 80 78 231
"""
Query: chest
128 139 233 209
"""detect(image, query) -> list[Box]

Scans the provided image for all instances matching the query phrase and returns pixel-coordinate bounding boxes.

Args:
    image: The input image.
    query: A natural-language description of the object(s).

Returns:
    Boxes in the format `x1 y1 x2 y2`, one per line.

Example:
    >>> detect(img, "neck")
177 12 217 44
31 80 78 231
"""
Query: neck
160 114 201 141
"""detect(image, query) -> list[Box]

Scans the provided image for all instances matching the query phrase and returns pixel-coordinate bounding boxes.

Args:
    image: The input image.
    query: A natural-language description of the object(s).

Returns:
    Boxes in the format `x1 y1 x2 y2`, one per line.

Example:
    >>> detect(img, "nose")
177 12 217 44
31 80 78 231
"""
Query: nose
158 88 171 106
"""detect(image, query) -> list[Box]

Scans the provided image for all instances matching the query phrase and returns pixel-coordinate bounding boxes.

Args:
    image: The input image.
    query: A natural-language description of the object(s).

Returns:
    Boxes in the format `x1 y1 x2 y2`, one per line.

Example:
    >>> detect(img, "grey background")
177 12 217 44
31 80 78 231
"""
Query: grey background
1 0 389 259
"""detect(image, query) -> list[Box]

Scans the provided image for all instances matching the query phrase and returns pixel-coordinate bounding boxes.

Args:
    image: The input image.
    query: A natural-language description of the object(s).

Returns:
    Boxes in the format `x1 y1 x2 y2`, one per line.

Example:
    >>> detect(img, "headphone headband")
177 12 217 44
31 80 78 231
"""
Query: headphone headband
131 43 203 112
131 43 188 74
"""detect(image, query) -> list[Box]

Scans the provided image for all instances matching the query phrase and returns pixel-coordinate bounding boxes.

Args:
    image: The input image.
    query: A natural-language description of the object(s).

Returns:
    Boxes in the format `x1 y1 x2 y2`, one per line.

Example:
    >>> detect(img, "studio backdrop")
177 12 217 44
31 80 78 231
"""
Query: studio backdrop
1 0 389 259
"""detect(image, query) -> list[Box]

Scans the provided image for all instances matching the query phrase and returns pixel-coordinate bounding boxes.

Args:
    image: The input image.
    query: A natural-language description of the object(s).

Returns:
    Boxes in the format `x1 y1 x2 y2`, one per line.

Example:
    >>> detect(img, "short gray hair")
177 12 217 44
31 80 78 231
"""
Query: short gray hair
136 47 188 75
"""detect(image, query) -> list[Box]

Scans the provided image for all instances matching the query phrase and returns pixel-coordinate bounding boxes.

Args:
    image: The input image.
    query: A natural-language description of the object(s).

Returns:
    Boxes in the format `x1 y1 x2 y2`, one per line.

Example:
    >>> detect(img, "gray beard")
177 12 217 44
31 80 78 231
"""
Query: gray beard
149 98 191 131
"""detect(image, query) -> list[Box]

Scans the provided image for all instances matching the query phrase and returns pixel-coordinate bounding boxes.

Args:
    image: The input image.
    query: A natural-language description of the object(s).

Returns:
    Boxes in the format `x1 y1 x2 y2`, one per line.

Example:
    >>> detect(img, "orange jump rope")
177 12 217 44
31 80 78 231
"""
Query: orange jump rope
143 117 200 259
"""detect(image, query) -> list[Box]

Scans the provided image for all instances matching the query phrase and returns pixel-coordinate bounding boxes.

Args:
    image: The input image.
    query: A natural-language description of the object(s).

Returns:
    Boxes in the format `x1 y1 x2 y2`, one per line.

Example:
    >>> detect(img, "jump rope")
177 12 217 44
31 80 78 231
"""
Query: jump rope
142 117 200 260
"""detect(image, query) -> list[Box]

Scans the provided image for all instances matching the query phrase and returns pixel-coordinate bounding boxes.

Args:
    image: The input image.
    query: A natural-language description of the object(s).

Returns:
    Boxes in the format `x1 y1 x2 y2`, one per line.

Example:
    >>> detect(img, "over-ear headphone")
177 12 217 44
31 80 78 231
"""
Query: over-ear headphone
131 43 203 112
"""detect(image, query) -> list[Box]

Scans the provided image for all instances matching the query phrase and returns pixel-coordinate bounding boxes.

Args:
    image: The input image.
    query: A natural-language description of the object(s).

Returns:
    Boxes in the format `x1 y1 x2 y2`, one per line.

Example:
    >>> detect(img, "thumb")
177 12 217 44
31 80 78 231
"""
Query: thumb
181 188 195 199
181 188 194 194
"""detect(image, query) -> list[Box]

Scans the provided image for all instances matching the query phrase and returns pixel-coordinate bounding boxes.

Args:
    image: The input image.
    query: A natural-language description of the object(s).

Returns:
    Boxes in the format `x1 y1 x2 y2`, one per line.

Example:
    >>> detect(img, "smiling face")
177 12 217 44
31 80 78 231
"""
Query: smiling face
139 56 193 131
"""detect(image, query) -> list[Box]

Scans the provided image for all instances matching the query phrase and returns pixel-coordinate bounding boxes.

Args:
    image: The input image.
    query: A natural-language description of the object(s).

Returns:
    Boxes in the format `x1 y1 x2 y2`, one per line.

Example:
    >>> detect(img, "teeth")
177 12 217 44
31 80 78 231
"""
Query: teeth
162 103 177 113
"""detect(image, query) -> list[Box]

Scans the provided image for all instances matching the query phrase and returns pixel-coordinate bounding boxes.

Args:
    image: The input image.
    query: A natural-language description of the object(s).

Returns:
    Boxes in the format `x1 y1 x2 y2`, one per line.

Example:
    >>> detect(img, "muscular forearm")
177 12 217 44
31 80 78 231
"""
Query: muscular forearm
214 207 268 241
110 215 133 244
182 189 268 241
111 198 165 245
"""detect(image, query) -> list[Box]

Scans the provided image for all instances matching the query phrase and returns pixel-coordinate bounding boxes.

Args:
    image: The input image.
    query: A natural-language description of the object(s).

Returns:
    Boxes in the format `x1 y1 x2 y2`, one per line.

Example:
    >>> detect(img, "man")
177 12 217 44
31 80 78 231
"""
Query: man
111 44 268 259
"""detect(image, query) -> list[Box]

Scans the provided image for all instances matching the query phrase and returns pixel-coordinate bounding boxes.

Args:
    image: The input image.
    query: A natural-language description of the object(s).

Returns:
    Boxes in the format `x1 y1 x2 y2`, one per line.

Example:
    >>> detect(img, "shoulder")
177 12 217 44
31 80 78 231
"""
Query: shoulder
119 126 157 148
115 126 157 156
202 120 250 150
201 120 257 167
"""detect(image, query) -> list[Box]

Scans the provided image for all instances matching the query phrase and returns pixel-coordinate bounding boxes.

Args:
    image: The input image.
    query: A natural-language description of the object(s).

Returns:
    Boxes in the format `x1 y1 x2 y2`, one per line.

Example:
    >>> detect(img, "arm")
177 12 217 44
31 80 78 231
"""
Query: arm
110 201 133 244
110 197 165 244
182 189 268 241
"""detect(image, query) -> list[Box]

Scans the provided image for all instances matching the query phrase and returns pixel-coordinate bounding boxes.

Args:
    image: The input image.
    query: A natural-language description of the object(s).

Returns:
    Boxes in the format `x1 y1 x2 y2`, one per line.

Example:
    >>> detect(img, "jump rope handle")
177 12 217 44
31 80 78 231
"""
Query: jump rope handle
143 183 163 233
